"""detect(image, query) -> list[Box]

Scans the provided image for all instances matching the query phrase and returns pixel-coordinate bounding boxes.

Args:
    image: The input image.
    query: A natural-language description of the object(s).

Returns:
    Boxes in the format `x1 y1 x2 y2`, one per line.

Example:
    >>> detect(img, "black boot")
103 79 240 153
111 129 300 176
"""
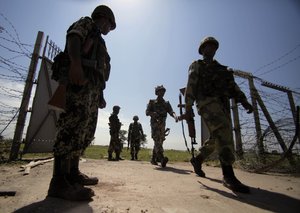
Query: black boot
190 155 205 177
47 156 95 201
161 156 169 168
151 154 158 165
108 152 113 161
69 156 99 186
135 153 138 160
221 164 250 193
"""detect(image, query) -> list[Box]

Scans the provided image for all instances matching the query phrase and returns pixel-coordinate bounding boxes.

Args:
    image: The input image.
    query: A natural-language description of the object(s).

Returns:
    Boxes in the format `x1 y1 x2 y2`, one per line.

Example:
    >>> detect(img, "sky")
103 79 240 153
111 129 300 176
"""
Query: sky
1 0 300 151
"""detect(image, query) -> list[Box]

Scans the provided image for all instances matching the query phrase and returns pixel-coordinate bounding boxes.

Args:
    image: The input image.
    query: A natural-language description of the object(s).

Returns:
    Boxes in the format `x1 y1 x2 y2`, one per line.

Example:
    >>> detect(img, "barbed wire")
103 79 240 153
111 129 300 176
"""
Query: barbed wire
254 44 300 73
0 12 34 137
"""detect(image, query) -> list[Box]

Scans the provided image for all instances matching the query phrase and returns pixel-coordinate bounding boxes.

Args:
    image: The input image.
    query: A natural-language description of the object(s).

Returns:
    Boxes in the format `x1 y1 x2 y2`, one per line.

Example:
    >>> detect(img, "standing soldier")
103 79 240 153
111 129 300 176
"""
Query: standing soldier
184 36 253 193
146 85 178 167
47 5 116 201
108 105 122 161
127 115 144 160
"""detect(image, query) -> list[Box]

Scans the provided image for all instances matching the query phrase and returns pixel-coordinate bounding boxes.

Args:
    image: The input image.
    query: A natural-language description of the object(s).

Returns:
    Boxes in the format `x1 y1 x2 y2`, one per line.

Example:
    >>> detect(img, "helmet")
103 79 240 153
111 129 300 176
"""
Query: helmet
113 105 120 111
91 5 116 30
198 36 219 55
133 115 139 121
155 85 166 95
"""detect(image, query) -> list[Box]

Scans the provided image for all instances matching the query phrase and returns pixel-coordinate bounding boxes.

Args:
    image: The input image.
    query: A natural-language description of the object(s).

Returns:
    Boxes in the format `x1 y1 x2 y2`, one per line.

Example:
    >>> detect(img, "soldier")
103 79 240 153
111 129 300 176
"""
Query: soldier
127 115 144 160
146 85 178 167
108 105 122 161
47 5 116 201
184 36 253 193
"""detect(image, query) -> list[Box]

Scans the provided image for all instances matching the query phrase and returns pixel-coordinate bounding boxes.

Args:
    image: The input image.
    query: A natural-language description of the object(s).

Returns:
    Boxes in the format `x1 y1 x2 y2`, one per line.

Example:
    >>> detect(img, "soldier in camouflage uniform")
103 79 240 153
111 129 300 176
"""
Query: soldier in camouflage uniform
108 105 123 161
185 36 253 193
146 85 178 167
47 5 116 201
127 115 144 160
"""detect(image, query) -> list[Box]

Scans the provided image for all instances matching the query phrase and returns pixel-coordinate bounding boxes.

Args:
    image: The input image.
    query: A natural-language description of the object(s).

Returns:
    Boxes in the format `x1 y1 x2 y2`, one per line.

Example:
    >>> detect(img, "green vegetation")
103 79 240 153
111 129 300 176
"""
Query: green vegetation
1 140 299 174
83 145 192 162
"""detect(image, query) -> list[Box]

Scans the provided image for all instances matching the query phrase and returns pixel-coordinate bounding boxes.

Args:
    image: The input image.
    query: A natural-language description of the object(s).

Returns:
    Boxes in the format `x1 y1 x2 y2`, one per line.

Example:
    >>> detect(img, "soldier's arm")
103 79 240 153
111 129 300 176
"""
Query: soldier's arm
67 34 87 85
185 61 199 111
232 83 253 113
146 100 156 117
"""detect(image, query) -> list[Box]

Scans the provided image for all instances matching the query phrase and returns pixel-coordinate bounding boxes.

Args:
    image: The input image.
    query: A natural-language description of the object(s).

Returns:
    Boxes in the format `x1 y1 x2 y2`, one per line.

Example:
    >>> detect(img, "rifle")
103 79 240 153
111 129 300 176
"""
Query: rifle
177 87 197 158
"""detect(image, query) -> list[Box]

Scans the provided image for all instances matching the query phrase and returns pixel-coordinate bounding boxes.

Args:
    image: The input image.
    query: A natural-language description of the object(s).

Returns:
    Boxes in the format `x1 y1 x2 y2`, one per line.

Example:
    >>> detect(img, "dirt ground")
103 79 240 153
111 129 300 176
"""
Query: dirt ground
0 159 300 213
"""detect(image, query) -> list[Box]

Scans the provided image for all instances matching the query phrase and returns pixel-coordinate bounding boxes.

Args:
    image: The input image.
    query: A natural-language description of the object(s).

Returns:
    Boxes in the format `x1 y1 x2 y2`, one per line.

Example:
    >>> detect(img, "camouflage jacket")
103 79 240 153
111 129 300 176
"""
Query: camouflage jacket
109 113 121 134
128 122 144 141
185 59 248 108
53 17 111 88
146 98 174 124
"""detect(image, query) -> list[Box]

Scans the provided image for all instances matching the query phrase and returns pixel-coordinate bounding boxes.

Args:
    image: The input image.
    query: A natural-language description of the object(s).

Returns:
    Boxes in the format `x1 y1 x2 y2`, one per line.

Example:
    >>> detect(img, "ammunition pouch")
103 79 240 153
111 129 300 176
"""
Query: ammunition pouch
51 52 111 85
51 52 70 83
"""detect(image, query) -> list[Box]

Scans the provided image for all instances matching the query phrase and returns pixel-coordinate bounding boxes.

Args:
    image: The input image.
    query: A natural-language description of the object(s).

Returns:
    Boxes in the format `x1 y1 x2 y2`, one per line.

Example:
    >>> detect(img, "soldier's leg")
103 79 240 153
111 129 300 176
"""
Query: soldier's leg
69 155 98 186
191 137 216 177
115 138 122 161
156 138 168 168
130 144 135 160
151 142 158 165
135 141 140 160
48 155 94 201
70 92 99 185
204 102 249 193
48 84 96 200
108 138 114 161
151 125 159 165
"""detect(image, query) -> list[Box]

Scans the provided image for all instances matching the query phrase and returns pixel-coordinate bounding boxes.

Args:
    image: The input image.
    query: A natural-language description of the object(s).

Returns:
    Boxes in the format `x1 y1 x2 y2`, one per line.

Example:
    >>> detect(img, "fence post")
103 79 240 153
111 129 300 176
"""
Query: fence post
248 77 265 158
9 31 44 160
231 99 243 158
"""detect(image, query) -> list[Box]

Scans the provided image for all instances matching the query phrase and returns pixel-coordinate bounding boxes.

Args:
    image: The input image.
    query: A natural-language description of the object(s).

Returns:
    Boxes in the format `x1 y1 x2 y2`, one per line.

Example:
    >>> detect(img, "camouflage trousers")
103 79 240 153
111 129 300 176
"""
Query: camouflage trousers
151 120 166 161
197 99 235 166
53 83 100 158
130 138 141 155
108 133 121 154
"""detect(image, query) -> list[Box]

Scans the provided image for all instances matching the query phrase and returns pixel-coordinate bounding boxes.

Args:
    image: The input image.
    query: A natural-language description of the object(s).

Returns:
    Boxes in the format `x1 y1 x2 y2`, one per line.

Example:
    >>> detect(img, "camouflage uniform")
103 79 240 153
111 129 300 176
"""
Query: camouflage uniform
185 59 249 165
146 97 175 165
108 108 122 160
48 5 116 201
128 117 144 160
54 17 110 157
54 17 110 159
184 36 253 193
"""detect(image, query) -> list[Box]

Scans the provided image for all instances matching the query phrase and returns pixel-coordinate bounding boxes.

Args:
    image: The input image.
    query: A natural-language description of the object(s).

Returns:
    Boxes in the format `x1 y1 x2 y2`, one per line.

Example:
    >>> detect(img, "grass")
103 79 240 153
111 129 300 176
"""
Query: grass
83 145 193 162
1 142 300 174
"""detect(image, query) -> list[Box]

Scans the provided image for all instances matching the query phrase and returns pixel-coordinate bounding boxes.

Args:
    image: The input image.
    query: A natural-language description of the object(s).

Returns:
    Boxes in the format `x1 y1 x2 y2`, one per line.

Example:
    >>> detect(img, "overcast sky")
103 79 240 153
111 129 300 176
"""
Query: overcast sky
1 0 300 150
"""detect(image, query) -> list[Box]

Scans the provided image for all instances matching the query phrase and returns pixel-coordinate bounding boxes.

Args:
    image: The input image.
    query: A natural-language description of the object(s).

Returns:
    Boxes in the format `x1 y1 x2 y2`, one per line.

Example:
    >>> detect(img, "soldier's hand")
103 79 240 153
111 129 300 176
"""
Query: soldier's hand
69 62 87 86
99 97 106 109
174 116 179 122
242 102 253 114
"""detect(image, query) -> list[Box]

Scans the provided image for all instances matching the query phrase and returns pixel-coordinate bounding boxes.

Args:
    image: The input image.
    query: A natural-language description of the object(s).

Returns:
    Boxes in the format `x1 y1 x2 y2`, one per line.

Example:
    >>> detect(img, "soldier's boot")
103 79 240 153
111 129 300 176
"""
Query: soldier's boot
221 164 250 194
150 154 158 165
135 153 138 160
190 155 205 177
161 156 169 168
108 152 113 161
47 156 95 201
69 156 98 186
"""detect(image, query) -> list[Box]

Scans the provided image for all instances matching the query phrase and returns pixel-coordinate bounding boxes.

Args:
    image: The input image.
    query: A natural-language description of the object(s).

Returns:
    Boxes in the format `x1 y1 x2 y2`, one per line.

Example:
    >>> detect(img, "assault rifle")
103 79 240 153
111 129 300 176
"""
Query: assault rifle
177 87 197 158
